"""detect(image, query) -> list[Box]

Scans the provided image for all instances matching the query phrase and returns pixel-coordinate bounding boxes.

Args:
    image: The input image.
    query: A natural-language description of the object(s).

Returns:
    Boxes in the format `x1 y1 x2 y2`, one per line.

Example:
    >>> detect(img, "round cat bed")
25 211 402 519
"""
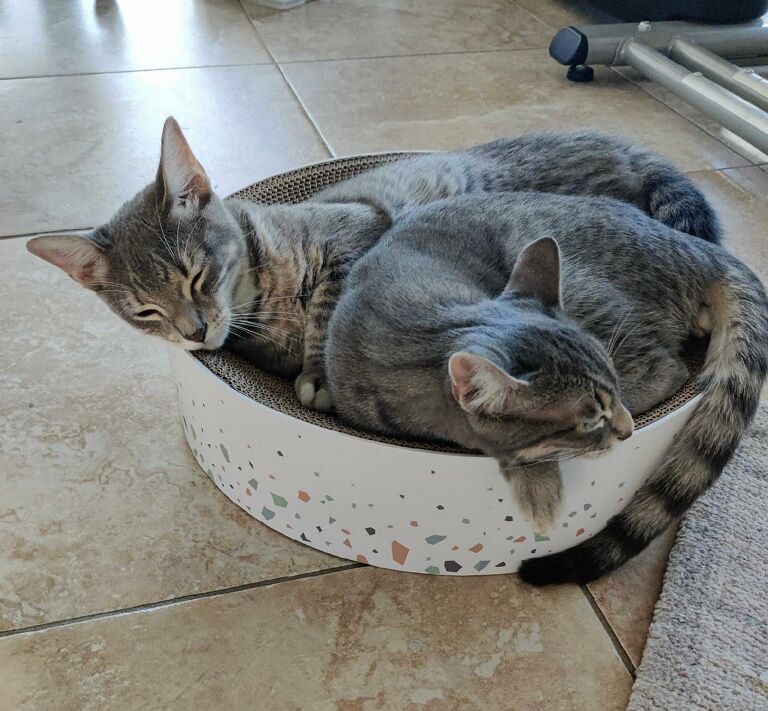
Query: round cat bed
168 154 704 576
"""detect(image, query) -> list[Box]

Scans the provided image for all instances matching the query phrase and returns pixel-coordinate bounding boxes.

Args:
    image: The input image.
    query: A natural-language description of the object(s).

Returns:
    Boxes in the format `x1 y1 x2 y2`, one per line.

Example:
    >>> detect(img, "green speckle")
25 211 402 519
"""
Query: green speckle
534 532 550 542
261 507 275 520
619 481 625 488
461 518 470 524
248 478 258 492
220 444 230 463
474 560 490 572
271 494 288 508
584 503 592 511
205 469 214 480
425 535 446 544
325 494 334 502
425 566 440 575
568 511 577 517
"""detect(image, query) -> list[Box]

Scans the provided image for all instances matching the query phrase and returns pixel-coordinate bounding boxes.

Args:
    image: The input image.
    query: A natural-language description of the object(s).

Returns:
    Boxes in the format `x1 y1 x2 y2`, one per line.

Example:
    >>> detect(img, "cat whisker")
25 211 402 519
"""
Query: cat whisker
611 322 644 358
227 324 299 357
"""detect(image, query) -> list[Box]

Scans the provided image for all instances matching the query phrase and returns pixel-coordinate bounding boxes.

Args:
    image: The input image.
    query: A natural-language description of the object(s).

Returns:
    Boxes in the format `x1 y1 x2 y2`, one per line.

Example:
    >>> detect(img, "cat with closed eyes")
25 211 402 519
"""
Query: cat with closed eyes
28 117 721 412
326 192 768 584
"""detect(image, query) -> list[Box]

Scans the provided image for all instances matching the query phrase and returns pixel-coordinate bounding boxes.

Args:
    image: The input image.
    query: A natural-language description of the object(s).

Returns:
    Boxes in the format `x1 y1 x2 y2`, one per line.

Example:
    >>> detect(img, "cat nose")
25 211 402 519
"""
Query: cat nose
186 324 207 343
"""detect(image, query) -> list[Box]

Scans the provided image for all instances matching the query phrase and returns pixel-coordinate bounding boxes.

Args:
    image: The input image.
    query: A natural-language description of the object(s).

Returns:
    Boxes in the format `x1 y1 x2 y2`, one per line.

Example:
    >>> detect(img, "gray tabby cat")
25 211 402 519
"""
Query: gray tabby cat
326 192 768 584
28 117 721 412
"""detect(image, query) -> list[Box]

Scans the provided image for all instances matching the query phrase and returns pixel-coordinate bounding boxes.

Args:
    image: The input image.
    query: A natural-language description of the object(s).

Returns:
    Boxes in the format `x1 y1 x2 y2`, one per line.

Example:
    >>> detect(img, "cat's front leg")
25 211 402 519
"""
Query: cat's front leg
294 274 344 413
501 459 563 532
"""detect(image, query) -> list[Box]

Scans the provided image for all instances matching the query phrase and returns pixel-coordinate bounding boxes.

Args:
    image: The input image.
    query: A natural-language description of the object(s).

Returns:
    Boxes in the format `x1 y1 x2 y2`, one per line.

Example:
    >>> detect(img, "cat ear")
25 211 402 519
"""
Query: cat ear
506 237 562 308
27 234 108 291
157 116 211 218
448 351 529 415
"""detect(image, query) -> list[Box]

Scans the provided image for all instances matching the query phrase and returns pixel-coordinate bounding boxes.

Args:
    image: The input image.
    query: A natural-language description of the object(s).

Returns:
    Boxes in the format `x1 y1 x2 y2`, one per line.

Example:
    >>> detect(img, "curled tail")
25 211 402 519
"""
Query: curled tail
640 159 722 244
519 269 768 585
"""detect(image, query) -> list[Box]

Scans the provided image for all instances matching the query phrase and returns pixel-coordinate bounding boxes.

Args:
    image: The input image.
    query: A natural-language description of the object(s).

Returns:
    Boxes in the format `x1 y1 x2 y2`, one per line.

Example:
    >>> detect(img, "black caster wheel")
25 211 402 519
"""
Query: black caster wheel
566 64 595 82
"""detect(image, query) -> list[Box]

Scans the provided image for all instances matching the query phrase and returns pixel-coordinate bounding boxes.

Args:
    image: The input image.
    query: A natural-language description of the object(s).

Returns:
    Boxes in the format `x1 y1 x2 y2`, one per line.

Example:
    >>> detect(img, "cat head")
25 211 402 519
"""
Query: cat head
27 117 244 351
448 237 634 463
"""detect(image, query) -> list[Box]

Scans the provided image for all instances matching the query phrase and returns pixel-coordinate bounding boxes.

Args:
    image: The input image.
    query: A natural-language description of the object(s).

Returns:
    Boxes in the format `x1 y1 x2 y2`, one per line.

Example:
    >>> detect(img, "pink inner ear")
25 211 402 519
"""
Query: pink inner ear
160 117 210 207
448 353 478 404
27 236 106 289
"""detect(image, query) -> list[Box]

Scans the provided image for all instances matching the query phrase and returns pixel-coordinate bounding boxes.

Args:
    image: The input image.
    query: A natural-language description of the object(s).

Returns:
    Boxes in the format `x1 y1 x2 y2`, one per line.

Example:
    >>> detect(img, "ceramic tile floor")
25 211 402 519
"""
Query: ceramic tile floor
1 2 766 709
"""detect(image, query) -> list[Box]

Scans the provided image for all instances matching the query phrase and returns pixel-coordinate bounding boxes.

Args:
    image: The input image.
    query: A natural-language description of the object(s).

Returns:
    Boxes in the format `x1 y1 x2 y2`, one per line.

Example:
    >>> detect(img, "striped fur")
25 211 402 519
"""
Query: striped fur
326 192 768 583
27 120 723 415
519 270 768 584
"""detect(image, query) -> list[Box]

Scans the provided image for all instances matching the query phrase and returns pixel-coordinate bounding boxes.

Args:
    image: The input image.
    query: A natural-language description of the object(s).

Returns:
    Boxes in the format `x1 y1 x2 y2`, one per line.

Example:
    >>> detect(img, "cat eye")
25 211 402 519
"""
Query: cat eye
134 308 162 319
190 269 205 292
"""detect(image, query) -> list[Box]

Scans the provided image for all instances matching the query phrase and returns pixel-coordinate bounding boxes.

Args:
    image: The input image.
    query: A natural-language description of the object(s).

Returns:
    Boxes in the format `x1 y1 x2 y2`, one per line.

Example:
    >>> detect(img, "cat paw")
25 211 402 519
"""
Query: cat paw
507 463 563 532
520 495 560 533
295 370 333 413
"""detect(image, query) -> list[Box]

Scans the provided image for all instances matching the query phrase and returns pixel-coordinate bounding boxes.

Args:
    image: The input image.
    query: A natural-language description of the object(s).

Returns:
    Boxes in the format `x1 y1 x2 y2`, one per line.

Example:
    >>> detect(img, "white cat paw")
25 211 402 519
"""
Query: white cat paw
507 463 563 532
295 371 334 413
520 496 561 533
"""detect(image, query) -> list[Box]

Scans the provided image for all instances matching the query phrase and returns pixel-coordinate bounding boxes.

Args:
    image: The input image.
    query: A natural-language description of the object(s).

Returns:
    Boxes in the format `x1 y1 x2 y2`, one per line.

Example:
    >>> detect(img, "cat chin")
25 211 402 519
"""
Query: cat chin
179 336 227 352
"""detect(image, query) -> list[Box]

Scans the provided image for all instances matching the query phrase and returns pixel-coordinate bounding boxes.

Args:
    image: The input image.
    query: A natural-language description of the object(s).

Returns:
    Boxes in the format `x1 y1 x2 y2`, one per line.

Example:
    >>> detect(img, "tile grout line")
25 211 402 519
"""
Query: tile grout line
1 226 94 241
609 66 764 170
236 0 337 157
273 45 554 67
0 563 361 641
0 60 275 83
579 584 636 678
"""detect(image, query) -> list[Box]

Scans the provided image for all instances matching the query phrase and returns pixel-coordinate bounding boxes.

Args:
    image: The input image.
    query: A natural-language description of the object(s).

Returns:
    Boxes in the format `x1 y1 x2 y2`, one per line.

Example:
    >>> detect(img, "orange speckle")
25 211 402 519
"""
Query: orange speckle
356 554 368 564
392 540 409 565
245 488 252 496
410 520 418 527
342 528 351 535
469 543 483 553
298 490 310 502
576 528 586 536
514 536 527 543
343 538 352 548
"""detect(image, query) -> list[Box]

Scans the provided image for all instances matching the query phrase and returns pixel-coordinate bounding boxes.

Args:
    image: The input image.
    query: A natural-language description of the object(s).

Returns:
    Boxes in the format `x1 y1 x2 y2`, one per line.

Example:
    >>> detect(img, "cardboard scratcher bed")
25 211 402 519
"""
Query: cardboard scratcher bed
168 154 704 576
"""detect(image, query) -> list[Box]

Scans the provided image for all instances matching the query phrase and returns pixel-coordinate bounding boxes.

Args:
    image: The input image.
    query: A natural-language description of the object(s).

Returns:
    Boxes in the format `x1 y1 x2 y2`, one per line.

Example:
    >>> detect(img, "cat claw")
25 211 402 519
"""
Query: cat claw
295 371 334 413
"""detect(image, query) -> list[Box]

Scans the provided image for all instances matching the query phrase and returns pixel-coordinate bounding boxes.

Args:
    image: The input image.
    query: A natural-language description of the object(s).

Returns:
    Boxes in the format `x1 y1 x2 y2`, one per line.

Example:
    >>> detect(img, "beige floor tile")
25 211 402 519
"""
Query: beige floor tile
283 50 750 172
692 166 768 283
515 0 616 30
614 66 768 166
242 0 552 62
0 0 270 78
0 237 344 633
0 64 328 237
587 526 677 668
0 567 633 711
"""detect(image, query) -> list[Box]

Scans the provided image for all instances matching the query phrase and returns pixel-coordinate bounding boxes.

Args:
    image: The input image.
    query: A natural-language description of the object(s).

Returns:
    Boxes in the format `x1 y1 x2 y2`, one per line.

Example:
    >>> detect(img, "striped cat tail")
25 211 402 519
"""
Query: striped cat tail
641 160 722 244
519 267 768 585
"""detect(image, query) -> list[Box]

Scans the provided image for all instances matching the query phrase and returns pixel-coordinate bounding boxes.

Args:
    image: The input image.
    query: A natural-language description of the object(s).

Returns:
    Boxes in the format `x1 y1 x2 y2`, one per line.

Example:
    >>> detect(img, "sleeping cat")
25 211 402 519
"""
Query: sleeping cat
27 117 721 412
326 192 768 584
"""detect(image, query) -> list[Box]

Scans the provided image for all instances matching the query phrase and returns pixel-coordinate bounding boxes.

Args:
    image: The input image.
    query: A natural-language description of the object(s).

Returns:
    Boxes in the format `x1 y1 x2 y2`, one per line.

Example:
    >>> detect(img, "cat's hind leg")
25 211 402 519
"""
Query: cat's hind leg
615 345 689 415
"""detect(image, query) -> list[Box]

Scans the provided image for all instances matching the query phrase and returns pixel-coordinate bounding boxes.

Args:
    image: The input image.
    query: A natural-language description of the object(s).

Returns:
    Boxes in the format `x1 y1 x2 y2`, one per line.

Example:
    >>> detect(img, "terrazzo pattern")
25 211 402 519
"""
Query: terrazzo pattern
171 345 699 575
